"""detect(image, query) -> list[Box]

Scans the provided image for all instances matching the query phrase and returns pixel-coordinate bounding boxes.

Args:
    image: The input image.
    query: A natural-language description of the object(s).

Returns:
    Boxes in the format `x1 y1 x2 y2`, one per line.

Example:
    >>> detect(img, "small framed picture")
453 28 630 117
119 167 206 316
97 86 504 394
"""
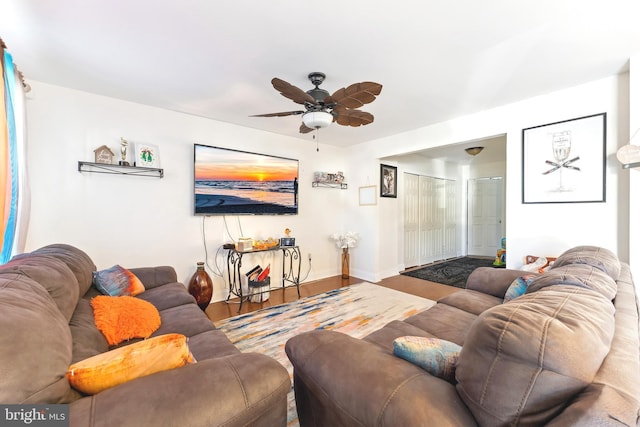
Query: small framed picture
134 143 160 168
359 185 377 205
380 164 397 198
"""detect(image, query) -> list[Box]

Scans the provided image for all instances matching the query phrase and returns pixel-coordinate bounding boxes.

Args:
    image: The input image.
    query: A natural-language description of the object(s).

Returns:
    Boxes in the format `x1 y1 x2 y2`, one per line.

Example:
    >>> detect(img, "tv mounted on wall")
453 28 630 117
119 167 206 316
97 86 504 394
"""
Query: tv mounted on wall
194 144 299 215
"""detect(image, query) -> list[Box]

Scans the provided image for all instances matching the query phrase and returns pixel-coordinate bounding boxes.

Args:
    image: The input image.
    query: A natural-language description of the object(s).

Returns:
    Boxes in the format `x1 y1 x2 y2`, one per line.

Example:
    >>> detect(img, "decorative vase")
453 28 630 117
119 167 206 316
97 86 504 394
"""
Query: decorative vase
188 262 213 311
341 248 350 279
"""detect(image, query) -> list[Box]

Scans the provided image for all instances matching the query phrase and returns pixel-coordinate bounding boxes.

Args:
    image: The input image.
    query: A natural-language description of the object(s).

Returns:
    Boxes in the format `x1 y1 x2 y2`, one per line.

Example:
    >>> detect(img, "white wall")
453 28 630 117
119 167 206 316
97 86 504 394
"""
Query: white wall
23 73 633 299
348 74 629 277
629 54 640 284
24 82 353 302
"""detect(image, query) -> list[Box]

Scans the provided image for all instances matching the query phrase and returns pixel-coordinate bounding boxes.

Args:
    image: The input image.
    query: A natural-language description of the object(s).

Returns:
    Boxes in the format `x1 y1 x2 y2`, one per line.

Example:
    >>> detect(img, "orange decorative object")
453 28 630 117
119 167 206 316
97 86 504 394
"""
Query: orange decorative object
91 295 161 346
252 238 279 250
67 333 194 394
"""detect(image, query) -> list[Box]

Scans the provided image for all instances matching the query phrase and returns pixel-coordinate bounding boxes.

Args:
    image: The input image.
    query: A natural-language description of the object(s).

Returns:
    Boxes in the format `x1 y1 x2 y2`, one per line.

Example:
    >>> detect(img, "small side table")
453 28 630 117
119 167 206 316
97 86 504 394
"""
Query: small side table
226 245 301 312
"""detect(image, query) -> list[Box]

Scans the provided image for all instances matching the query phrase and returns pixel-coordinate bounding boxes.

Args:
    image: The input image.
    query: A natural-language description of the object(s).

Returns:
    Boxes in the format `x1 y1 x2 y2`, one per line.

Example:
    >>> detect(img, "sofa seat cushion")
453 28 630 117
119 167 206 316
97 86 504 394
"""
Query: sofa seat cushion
456 285 615 426
404 304 478 346
153 304 215 338
186 330 240 360
91 296 161 346
136 282 197 311
67 333 194 395
438 289 503 315
363 319 438 351
0 273 79 404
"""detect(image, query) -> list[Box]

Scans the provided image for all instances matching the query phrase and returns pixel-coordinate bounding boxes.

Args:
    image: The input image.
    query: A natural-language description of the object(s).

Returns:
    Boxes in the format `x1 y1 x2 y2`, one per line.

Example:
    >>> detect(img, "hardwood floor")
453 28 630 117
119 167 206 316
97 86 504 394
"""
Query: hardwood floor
205 274 460 322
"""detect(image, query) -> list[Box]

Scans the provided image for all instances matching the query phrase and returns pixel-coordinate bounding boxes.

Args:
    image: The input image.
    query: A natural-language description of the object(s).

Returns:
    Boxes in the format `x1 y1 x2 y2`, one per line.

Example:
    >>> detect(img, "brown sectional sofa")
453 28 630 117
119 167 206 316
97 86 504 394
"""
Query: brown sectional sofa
0 244 291 427
286 246 640 426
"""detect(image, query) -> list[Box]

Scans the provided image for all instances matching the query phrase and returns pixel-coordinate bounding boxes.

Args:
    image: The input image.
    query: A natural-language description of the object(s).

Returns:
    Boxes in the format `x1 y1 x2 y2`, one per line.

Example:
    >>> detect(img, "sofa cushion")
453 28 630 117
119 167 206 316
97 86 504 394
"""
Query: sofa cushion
551 245 620 280
404 304 478 346
0 254 79 321
136 282 197 311
69 298 110 363
363 319 438 351
0 273 78 404
67 333 194 394
393 336 460 383
456 285 615 426
31 244 96 297
91 296 161 346
93 265 145 297
527 264 617 300
438 289 503 315
152 303 216 338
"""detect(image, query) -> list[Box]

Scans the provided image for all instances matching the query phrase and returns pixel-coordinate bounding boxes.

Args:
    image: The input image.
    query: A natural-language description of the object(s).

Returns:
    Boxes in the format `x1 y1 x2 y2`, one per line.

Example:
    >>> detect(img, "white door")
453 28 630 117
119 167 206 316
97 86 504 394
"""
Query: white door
467 177 503 256
403 173 420 268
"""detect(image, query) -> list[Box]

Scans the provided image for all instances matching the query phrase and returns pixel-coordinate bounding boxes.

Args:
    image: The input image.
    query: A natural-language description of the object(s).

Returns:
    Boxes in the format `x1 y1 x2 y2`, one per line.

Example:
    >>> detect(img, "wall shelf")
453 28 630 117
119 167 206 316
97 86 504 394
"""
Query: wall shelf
78 161 164 178
621 161 640 170
312 181 348 189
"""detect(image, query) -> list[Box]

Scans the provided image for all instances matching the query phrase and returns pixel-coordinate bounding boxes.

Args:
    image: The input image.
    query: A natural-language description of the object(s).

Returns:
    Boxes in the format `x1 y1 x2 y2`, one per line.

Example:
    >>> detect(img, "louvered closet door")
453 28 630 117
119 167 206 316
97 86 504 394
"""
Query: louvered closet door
403 173 420 269
443 180 458 259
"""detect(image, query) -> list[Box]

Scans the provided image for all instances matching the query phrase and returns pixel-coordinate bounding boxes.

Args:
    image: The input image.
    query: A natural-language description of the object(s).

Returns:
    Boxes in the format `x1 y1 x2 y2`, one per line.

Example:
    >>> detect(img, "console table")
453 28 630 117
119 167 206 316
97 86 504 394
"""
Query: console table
226 245 301 312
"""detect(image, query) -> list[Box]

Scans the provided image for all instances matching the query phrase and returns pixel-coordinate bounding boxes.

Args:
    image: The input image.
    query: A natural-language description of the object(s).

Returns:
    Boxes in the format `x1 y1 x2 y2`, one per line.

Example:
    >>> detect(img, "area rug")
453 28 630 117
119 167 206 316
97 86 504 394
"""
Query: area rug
401 256 498 288
214 282 435 427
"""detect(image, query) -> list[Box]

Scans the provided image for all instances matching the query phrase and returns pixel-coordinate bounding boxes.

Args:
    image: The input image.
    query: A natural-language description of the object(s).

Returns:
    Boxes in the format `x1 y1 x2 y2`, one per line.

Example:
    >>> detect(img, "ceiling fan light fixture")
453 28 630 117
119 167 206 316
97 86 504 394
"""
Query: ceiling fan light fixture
465 146 484 156
302 111 333 129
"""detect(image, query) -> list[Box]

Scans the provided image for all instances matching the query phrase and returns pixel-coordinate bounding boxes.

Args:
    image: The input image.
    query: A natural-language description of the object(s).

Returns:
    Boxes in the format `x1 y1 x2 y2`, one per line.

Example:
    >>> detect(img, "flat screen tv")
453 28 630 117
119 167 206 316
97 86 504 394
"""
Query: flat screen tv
194 144 299 215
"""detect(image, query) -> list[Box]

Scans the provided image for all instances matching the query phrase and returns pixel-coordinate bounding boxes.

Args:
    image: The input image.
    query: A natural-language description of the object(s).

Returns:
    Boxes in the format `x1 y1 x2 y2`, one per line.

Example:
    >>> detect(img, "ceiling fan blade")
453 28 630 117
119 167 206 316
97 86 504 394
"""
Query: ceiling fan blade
329 82 382 109
299 123 315 134
272 78 317 105
333 108 374 127
250 110 305 117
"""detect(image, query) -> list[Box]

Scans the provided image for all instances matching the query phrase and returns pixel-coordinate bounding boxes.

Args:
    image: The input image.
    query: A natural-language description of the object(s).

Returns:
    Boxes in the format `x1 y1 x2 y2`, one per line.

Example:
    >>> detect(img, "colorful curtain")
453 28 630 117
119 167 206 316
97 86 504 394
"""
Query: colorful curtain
1 42 28 263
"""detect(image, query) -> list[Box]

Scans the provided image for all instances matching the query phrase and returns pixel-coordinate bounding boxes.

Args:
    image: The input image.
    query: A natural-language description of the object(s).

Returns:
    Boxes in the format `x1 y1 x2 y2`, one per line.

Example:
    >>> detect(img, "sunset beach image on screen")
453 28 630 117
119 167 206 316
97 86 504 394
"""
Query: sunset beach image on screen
194 144 299 215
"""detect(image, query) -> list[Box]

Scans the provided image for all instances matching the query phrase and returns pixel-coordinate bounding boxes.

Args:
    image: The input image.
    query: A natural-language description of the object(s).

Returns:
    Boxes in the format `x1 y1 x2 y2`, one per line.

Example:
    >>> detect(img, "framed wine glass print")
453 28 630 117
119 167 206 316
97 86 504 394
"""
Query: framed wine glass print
522 113 606 204
380 164 397 198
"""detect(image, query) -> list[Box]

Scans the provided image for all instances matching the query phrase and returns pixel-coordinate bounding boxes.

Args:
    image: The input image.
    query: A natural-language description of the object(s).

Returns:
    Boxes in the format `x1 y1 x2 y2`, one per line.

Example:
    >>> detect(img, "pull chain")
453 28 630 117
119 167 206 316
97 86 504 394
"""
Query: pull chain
314 129 320 151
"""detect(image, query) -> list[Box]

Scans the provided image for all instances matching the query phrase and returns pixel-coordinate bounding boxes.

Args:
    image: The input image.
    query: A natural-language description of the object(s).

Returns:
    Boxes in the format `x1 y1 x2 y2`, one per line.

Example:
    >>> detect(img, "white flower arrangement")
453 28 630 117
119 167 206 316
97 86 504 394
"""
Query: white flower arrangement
330 231 360 249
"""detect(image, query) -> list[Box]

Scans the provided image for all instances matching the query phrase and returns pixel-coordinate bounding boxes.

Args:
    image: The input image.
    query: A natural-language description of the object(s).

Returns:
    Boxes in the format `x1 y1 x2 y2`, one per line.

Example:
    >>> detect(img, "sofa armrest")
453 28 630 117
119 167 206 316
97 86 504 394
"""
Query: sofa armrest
69 353 290 427
128 266 178 290
286 330 477 427
465 267 536 298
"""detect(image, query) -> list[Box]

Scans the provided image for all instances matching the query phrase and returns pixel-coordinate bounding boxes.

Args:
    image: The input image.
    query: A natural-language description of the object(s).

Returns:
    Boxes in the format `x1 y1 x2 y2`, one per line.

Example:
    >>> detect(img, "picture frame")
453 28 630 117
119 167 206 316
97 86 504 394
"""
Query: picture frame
522 113 606 204
359 185 377 206
134 143 160 168
380 164 397 198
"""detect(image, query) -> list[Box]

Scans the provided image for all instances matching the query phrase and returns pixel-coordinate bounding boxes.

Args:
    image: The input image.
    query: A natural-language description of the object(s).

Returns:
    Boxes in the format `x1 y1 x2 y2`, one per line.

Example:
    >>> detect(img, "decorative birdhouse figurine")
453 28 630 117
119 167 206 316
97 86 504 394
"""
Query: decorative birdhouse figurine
94 145 115 164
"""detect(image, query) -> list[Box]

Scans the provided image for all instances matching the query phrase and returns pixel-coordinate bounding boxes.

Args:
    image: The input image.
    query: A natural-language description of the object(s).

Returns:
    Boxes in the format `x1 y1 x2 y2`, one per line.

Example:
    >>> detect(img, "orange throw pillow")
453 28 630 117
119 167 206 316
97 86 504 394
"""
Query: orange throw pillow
67 333 194 394
91 295 161 346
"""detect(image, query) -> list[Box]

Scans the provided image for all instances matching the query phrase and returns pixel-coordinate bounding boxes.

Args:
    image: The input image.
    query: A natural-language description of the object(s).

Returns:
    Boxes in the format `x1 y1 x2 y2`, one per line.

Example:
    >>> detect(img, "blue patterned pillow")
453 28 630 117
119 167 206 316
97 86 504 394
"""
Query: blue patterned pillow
393 336 461 383
93 265 145 297
503 275 536 303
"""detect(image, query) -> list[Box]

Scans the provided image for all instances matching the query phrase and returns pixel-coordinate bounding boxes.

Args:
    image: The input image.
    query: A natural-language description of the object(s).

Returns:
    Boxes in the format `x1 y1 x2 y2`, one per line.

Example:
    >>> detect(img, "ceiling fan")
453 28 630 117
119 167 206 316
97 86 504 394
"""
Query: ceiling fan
251 72 382 134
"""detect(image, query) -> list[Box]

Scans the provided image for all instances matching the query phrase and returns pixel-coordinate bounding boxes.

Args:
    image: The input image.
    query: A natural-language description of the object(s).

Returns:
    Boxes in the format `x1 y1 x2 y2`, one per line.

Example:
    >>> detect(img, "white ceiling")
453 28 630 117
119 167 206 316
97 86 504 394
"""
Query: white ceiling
2 1 640 154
